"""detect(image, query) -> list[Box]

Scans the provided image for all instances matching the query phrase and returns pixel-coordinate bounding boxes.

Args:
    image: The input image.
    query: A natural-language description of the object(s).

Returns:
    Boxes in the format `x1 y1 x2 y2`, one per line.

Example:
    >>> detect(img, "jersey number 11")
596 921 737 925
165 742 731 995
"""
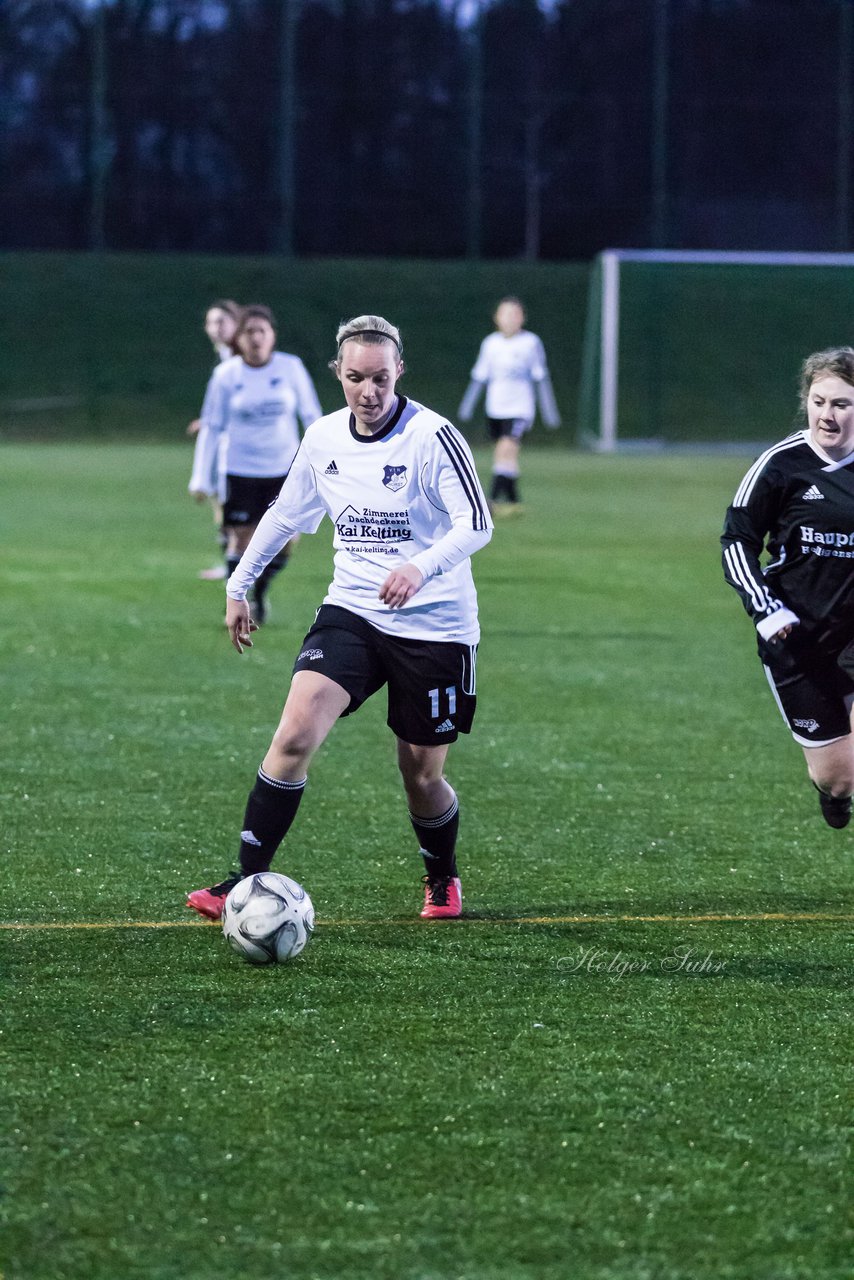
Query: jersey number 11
428 686 457 718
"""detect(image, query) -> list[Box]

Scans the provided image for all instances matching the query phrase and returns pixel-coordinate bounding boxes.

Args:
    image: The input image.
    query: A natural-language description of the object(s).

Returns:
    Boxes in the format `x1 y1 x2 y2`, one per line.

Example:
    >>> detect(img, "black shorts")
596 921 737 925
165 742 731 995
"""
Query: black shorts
760 630 854 746
486 416 532 441
222 474 287 527
292 605 478 746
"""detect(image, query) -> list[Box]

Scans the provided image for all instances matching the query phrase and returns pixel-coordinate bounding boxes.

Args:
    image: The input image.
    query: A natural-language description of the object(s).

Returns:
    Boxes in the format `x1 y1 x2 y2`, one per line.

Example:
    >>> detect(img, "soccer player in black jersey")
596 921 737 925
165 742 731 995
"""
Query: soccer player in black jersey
722 346 854 828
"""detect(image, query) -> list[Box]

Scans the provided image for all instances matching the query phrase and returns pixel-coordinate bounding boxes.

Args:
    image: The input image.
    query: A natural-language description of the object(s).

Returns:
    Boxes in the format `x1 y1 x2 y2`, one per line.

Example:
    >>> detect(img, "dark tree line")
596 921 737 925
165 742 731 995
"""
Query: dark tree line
2 0 854 258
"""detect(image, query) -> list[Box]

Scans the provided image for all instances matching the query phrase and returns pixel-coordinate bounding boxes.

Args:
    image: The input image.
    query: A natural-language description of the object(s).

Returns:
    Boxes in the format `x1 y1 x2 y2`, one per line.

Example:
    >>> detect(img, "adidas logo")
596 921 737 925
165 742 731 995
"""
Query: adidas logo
324 460 339 475
802 485 825 500
434 719 455 734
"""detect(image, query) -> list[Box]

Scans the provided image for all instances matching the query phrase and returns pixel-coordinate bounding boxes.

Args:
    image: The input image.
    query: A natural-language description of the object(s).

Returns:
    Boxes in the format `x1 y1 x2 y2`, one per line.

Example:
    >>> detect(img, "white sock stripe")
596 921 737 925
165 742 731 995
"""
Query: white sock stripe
410 796 459 828
258 768 307 791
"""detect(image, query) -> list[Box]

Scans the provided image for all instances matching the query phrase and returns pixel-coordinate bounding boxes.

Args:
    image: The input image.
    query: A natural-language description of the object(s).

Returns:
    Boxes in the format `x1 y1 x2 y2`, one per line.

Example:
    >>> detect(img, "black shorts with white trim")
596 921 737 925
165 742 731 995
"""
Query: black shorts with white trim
760 628 854 745
486 416 532 441
292 605 477 746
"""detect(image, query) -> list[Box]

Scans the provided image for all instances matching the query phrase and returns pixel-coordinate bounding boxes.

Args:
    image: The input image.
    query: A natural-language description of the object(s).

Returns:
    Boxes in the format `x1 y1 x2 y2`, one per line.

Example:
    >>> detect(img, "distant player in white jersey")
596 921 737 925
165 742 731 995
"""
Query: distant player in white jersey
186 299 242 581
188 305 322 623
187 300 242 439
723 346 854 830
186 314 493 922
458 296 561 514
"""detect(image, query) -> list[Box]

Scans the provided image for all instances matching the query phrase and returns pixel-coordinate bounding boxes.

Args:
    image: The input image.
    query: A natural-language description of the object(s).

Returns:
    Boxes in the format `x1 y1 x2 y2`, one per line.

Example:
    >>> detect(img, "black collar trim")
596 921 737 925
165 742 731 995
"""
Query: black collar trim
349 396 407 443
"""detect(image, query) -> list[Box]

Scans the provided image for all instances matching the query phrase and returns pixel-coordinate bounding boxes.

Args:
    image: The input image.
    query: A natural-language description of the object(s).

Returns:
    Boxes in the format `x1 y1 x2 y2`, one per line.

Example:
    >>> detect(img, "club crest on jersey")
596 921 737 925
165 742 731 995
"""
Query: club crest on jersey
382 464 407 492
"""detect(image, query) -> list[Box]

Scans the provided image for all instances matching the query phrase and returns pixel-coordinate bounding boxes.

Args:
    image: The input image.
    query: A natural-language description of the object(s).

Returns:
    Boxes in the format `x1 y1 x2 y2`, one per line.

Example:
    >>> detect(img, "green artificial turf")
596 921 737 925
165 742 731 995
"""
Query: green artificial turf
1 444 851 1280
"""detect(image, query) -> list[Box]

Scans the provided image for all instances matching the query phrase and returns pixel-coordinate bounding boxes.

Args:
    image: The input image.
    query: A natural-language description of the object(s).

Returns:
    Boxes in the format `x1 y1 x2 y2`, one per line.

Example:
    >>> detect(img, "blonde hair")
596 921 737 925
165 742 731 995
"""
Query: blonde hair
332 315 402 366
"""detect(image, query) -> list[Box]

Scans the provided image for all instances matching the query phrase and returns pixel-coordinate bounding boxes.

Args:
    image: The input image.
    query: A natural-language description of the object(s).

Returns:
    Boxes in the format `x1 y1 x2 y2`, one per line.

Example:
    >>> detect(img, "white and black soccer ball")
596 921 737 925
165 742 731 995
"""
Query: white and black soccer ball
222 872 314 965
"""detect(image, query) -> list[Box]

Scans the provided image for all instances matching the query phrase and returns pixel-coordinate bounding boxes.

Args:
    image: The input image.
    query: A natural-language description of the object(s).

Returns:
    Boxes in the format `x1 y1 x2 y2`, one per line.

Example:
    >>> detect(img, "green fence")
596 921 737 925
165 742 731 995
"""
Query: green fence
577 256 854 446
0 253 587 441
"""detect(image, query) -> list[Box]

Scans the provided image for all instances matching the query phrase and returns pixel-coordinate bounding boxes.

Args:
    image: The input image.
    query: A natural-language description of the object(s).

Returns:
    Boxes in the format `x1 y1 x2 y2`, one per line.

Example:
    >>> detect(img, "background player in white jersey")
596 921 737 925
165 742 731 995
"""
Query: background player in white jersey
722 346 854 829
188 304 322 623
458 296 561 514
187 299 242 581
186 314 493 922
187 299 242 441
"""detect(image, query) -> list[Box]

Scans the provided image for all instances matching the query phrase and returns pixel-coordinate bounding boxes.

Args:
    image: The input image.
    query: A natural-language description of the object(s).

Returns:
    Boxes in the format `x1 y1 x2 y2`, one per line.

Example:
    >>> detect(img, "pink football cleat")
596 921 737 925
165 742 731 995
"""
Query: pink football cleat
420 875 462 919
186 872 242 920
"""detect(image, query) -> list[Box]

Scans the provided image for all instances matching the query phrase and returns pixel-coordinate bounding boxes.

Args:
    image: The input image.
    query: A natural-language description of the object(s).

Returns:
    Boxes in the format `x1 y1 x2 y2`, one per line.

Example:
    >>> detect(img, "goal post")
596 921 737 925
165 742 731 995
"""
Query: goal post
577 249 854 451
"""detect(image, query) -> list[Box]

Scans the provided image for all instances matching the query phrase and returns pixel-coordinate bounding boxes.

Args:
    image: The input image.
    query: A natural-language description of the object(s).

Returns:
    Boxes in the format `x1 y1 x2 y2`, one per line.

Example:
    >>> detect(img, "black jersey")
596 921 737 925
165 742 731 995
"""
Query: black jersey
722 430 854 643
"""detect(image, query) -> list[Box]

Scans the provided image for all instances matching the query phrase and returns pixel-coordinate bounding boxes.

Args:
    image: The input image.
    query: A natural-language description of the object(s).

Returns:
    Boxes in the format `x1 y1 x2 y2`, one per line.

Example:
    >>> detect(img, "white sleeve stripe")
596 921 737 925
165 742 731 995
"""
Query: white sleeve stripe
724 542 768 612
724 541 776 613
733 435 803 506
437 425 488 530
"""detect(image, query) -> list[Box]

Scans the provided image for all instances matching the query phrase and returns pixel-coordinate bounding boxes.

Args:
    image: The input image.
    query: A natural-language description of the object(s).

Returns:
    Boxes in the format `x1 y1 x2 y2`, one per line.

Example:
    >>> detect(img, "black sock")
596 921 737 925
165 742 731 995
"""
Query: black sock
238 768 307 874
491 474 508 502
254 552 289 607
410 793 459 879
226 554 241 582
506 475 520 503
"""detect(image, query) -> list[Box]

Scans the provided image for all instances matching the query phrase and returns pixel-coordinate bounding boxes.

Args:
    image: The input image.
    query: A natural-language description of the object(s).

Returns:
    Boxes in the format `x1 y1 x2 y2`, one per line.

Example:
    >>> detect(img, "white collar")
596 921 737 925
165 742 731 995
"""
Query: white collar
803 428 854 471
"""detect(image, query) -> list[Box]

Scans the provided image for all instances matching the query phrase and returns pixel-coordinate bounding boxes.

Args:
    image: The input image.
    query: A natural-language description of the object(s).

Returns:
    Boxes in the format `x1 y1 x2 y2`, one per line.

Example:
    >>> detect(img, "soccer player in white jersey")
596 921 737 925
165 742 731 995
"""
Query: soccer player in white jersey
722 346 854 829
186 314 493 921
458 296 561 514
189 305 322 623
187 299 242 581
187 299 242 439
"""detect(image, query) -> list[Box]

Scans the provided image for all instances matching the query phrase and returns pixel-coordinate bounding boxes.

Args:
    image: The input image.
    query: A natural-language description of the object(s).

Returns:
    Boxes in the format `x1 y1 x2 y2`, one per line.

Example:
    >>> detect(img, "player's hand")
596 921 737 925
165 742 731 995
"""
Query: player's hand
187 418 202 437
189 488 210 503
378 563 424 608
226 598 258 653
771 622 796 641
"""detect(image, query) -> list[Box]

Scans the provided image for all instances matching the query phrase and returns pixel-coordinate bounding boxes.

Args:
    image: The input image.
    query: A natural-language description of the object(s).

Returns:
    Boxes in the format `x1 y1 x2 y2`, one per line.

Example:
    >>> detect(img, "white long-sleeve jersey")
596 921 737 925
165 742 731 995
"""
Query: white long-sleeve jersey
227 397 493 643
189 351 322 497
465 329 557 422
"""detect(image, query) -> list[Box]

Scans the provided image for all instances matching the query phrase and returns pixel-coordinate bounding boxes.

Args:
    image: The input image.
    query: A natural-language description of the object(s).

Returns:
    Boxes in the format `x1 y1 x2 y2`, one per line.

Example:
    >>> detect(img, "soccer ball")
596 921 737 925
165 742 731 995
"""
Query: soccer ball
222 872 314 965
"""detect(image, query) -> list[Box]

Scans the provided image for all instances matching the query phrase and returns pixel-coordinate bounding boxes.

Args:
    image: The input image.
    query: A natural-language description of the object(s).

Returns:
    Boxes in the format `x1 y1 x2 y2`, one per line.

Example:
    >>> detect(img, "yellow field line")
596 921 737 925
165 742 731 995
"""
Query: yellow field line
0 910 851 932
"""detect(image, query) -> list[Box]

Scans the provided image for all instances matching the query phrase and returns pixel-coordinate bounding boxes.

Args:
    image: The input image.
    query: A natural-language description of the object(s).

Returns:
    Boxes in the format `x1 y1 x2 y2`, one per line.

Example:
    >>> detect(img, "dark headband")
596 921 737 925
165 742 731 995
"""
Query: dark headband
338 329 401 355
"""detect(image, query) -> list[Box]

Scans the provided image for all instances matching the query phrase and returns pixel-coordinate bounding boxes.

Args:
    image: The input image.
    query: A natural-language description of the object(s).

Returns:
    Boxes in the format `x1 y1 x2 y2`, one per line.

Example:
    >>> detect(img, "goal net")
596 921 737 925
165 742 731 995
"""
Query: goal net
577 250 854 451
